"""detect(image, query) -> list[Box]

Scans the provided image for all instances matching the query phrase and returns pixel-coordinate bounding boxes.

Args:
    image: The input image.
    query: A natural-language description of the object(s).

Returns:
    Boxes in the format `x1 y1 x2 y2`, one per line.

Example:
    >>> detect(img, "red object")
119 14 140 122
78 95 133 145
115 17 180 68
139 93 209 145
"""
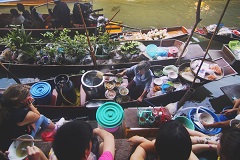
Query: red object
41 131 56 142
152 107 172 126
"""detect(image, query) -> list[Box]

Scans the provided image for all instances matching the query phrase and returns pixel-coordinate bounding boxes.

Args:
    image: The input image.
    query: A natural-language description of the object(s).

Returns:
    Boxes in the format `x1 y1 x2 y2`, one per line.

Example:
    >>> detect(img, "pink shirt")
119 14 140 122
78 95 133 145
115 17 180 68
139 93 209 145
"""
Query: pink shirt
98 151 113 160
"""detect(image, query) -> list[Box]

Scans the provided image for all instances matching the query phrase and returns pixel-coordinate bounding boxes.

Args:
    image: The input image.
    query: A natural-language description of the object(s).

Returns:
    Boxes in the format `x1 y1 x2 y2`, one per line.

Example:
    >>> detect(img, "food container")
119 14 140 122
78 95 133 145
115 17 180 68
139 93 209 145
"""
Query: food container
8 134 34 160
188 107 221 134
96 102 124 132
168 71 178 81
30 82 52 105
105 90 116 99
119 87 129 96
146 44 158 57
168 46 179 57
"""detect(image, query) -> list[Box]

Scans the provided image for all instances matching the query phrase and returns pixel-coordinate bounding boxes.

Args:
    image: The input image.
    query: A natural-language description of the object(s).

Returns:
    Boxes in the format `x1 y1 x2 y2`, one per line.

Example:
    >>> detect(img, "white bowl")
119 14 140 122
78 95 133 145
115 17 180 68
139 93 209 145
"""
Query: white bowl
105 90 116 99
168 71 178 81
119 87 129 96
199 112 214 124
8 134 34 160
154 78 163 86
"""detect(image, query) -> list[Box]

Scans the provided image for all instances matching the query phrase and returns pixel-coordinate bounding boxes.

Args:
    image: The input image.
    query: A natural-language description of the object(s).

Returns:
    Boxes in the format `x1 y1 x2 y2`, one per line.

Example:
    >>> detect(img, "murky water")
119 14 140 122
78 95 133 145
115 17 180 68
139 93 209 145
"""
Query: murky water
0 0 239 29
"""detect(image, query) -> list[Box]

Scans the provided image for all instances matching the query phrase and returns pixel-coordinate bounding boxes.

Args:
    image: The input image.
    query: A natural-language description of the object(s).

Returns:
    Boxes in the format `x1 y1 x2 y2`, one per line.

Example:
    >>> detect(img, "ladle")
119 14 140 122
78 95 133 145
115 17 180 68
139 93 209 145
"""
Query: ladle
96 71 128 79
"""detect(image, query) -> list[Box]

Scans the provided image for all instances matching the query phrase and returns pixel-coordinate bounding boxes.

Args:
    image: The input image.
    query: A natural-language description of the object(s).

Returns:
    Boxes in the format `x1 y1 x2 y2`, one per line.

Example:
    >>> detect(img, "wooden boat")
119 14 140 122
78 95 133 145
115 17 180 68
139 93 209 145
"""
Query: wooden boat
195 27 240 44
21 64 196 120
116 26 189 41
0 40 206 79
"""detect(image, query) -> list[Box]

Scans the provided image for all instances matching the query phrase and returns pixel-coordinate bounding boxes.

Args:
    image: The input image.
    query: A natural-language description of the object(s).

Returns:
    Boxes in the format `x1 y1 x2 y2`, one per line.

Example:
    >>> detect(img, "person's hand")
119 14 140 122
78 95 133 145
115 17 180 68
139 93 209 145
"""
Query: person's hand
201 120 210 127
116 72 123 77
221 108 236 117
27 123 36 133
127 136 147 147
27 146 43 160
0 150 8 160
26 97 35 106
137 96 143 103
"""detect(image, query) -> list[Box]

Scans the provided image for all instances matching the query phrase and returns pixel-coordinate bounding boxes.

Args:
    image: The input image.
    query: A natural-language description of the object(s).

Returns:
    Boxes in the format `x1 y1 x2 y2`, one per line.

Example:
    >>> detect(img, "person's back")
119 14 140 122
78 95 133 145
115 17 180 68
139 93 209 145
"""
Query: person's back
10 8 25 25
52 0 71 28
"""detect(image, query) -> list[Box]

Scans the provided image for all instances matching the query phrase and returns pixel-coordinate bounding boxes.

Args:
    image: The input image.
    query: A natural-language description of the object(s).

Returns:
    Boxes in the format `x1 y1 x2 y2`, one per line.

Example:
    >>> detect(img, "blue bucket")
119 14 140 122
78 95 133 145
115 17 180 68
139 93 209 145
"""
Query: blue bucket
30 82 52 105
188 108 222 135
219 106 237 121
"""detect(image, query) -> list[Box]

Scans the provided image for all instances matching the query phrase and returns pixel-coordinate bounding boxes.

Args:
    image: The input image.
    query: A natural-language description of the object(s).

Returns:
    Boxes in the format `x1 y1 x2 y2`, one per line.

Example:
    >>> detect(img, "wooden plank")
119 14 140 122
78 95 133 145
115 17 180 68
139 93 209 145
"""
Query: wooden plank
123 108 158 138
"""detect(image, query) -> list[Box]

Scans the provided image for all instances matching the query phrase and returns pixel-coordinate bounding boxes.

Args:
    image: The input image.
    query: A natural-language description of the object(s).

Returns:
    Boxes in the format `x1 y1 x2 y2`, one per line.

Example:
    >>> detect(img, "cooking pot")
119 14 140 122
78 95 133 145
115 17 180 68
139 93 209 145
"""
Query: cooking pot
81 70 105 99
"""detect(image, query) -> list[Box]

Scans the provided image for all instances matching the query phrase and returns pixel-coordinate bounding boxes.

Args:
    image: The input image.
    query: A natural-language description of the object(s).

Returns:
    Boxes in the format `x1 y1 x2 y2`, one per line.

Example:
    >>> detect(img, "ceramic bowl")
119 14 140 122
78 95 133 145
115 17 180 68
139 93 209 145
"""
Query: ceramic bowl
168 71 178 81
105 90 116 99
119 87 129 96
163 65 178 76
8 134 34 160
154 78 163 86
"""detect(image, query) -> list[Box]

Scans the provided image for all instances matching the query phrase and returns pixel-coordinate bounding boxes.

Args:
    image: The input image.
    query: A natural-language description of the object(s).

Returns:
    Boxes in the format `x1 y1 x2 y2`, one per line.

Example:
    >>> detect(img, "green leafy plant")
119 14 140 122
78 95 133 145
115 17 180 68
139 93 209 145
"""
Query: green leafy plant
120 41 140 55
0 25 37 58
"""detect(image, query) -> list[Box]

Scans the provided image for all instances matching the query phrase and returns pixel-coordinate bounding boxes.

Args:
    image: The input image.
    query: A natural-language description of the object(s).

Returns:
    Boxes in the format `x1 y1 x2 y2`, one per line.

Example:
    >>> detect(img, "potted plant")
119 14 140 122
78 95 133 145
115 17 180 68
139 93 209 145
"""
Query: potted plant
0 25 39 64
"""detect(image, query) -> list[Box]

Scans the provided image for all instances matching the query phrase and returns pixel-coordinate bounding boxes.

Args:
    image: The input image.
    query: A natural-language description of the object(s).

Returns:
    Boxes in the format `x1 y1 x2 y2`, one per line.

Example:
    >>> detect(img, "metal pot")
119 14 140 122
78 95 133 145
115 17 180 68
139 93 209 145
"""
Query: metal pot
81 70 105 99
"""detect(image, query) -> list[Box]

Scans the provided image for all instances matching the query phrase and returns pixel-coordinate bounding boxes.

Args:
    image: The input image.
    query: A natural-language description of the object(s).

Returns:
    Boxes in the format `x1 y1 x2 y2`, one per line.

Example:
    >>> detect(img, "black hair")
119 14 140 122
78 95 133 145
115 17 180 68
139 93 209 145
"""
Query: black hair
155 120 192 160
220 127 240 160
17 3 25 12
52 120 93 160
10 9 20 17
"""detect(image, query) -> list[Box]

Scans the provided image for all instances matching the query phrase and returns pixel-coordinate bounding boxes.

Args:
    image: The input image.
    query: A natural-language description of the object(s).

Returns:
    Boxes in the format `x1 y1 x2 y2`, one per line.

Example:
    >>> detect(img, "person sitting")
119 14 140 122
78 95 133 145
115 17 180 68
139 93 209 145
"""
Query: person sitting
29 6 45 28
202 98 240 129
128 120 193 160
22 120 115 160
51 120 115 160
117 60 153 102
50 0 71 28
218 127 240 160
16 3 31 21
0 84 55 153
10 9 25 25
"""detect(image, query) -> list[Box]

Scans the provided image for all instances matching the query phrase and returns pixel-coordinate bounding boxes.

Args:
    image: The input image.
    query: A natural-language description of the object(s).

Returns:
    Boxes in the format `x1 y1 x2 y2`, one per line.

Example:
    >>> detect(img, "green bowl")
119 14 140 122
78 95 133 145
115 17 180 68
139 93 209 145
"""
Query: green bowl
174 116 195 130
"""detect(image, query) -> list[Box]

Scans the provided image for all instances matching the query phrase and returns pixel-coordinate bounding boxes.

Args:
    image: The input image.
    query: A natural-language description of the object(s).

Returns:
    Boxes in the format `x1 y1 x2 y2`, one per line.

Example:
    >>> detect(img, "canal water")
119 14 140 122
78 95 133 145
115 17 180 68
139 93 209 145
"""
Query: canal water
0 0 239 29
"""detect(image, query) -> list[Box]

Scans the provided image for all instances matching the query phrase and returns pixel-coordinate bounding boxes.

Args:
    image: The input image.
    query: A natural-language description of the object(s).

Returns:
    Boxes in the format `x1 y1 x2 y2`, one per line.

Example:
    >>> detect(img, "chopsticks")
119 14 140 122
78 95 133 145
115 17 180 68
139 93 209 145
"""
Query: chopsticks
12 138 43 142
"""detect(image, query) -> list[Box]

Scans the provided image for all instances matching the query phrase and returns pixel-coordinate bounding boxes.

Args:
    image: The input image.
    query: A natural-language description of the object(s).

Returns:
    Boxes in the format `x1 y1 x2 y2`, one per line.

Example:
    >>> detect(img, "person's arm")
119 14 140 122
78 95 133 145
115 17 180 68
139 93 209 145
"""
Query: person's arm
233 98 240 109
93 128 115 157
188 151 199 160
192 144 217 154
137 90 148 103
201 120 231 128
130 140 155 160
127 135 149 147
117 69 128 77
17 103 40 126
27 146 48 160
130 145 146 160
